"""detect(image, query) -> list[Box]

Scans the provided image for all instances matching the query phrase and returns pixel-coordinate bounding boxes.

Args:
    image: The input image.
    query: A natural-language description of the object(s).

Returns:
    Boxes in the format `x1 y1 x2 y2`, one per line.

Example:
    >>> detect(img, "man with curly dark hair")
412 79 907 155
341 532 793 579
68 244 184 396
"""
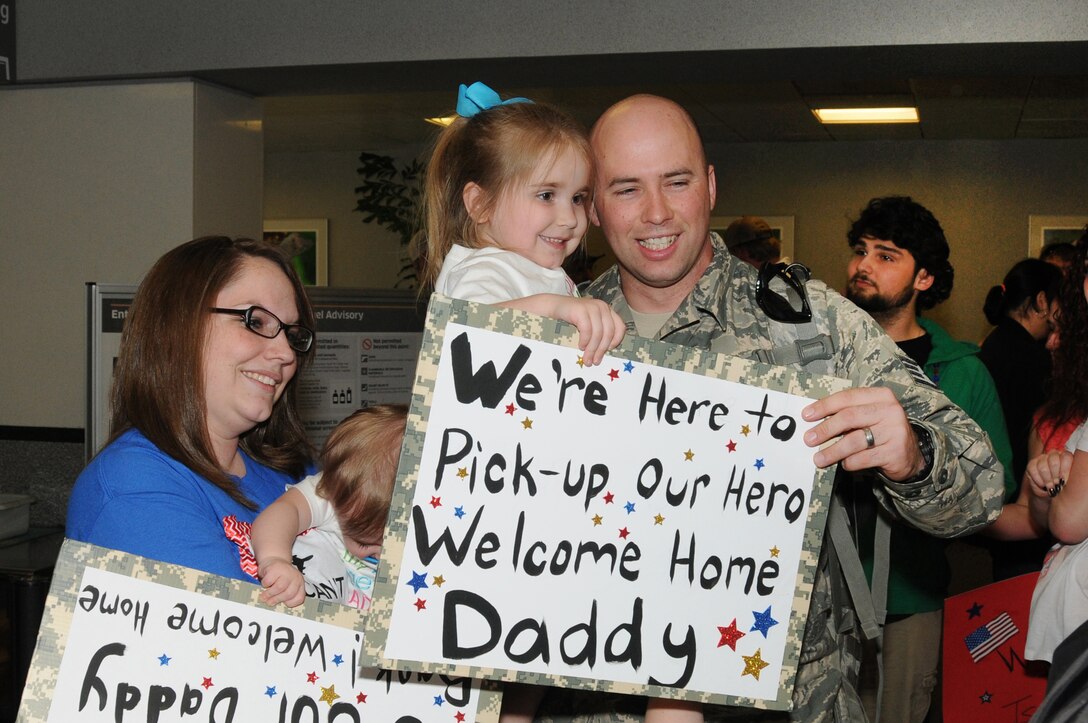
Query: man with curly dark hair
845 195 1015 723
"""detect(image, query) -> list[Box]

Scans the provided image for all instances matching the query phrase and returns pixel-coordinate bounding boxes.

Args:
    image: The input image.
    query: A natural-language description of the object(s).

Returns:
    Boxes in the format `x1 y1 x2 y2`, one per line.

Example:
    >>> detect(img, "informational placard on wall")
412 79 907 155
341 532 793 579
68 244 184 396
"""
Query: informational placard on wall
363 295 848 710
86 285 425 459
18 540 499 722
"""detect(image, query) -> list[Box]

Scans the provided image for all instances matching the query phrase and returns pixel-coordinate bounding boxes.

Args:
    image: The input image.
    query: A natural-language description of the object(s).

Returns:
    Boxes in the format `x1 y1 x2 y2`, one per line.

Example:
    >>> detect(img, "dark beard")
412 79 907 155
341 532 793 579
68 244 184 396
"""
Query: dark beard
846 279 914 315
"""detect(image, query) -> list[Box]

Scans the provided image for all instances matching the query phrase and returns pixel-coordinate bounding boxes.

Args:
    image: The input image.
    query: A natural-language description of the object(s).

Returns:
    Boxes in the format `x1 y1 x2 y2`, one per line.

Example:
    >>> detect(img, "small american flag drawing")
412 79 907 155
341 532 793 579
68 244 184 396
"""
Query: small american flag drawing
964 612 1019 663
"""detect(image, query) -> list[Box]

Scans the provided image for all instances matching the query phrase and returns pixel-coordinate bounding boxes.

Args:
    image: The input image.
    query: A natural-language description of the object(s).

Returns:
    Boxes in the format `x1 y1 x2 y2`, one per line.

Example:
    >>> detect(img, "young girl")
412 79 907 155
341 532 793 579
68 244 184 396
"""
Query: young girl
421 81 624 367
250 405 407 609
422 83 693 723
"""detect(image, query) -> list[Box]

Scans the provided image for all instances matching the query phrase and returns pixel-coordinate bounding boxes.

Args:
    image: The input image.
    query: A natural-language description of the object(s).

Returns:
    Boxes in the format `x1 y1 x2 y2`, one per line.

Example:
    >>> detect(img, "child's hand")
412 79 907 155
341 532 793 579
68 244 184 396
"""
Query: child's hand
258 557 306 607
555 297 625 366
1025 450 1073 499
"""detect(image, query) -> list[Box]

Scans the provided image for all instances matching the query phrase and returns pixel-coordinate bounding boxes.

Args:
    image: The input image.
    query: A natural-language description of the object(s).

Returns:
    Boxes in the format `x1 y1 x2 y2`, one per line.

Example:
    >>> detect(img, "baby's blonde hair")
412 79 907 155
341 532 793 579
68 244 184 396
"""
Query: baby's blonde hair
420 101 593 289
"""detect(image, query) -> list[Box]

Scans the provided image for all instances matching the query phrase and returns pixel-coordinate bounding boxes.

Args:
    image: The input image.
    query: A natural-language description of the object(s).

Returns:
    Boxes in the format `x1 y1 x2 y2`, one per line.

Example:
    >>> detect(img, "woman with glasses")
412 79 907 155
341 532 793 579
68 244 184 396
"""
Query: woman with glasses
67 236 317 580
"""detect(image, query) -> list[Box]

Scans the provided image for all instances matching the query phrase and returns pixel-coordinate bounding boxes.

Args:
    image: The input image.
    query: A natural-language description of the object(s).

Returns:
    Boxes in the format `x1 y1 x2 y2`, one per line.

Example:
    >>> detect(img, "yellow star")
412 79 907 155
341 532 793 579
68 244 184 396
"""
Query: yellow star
592 514 603 526
457 467 468 478
432 575 445 588
741 424 751 437
319 684 340 706
684 449 694 461
770 546 780 558
654 514 665 525
577 356 586 368
742 649 770 680
208 648 220 659
522 417 533 430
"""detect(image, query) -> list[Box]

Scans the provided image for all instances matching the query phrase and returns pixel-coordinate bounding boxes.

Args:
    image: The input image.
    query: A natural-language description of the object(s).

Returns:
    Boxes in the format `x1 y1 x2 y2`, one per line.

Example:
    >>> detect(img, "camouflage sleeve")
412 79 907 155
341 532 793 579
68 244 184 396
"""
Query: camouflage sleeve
821 286 1004 537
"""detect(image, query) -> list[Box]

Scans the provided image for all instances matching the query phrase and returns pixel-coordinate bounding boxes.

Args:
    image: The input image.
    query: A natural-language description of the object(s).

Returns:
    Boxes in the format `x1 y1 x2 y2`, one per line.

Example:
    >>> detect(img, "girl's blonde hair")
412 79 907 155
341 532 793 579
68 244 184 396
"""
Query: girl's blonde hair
420 100 593 289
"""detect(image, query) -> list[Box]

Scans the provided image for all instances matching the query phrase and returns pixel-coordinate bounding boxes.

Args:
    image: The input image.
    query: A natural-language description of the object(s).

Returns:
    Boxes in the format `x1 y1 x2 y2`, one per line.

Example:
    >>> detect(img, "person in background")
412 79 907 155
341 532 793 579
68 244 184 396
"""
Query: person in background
1040 241 1077 274
722 215 784 267
420 81 623 368
535 92 1004 723
844 196 1015 723
67 236 316 580
251 405 407 610
980 259 1062 579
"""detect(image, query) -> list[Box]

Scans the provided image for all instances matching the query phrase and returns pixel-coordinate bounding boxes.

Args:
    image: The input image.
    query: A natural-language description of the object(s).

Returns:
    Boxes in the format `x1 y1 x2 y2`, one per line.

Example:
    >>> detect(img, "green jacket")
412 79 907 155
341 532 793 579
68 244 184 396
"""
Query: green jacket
862 316 1015 616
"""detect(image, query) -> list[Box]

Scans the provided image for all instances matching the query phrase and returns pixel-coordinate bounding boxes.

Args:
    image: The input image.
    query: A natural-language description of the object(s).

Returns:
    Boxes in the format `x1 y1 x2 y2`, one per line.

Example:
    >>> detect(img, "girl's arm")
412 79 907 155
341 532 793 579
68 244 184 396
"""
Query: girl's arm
251 487 313 607
498 294 625 366
985 423 1050 540
1044 448 1088 544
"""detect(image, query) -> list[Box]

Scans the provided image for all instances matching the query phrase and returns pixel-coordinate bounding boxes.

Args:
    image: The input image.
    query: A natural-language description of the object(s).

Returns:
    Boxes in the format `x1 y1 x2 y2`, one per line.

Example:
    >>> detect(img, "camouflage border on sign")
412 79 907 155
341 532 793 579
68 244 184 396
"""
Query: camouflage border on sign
362 294 850 711
17 539 502 722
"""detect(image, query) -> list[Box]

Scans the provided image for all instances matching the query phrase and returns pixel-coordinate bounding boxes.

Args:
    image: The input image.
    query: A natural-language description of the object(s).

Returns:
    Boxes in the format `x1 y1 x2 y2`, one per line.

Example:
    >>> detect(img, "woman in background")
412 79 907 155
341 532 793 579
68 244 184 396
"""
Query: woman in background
67 236 316 580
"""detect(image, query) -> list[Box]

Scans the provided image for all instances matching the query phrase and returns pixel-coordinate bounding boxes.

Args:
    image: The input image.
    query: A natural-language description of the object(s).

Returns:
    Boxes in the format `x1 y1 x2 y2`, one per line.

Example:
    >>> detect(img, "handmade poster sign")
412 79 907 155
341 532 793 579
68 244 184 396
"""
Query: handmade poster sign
18 540 499 722
363 295 848 710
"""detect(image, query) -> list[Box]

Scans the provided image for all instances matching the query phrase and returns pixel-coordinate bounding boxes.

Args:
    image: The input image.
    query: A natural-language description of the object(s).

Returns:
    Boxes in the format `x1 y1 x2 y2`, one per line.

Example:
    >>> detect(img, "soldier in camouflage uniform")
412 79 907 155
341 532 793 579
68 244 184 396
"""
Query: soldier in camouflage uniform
536 95 1005 722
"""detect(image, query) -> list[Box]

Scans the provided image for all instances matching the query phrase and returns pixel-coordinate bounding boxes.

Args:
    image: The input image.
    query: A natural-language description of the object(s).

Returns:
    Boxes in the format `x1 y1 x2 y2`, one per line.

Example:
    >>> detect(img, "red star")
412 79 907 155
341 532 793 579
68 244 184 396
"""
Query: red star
415 598 427 611
505 403 516 415
608 369 620 380
430 496 442 508
726 439 737 452
717 619 746 650
603 491 614 504
201 677 213 689
306 672 319 683
619 527 630 539
356 692 368 704
455 713 466 722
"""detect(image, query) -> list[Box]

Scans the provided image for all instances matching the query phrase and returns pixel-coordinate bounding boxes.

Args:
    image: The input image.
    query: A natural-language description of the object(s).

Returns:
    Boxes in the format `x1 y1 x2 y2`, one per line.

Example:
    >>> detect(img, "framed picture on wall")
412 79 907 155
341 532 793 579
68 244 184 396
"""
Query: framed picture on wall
263 218 329 286
709 215 796 261
1028 215 1088 258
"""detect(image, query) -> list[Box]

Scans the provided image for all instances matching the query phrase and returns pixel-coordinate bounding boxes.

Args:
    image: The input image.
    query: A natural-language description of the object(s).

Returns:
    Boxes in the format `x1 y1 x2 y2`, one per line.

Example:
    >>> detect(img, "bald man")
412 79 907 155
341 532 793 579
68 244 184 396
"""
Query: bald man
571 95 1005 722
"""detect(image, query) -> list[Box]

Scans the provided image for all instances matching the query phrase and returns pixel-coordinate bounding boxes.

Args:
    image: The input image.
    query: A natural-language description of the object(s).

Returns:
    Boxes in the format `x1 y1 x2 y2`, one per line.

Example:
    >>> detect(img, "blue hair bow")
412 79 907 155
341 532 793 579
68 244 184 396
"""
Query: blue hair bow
456 82 532 118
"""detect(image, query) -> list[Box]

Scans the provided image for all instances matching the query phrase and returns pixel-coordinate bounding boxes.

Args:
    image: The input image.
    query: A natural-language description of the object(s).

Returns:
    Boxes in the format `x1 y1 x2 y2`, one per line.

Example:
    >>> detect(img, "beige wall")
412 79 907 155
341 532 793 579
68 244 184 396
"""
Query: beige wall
267 137 1088 346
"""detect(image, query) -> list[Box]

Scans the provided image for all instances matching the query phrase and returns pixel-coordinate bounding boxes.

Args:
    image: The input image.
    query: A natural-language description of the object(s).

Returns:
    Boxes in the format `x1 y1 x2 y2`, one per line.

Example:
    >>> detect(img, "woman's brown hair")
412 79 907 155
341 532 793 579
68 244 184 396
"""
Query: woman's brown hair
108 236 316 508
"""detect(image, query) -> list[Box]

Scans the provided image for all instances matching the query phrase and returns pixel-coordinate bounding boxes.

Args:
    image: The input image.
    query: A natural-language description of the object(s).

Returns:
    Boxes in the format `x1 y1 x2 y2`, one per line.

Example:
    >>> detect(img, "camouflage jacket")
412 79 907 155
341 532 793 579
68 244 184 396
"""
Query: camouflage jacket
537 235 1004 723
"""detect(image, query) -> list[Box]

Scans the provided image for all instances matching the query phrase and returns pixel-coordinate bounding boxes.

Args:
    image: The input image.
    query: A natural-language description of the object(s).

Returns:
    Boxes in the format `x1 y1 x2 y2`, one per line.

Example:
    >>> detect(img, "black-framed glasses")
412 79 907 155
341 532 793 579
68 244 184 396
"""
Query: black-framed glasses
209 306 314 352
756 262 813 324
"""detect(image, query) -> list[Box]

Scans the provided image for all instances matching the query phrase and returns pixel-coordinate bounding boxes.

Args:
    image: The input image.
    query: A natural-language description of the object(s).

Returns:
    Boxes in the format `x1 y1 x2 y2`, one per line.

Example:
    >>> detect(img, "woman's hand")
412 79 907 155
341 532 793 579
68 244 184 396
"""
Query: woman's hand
258 557 306 607
1024 450 1073 499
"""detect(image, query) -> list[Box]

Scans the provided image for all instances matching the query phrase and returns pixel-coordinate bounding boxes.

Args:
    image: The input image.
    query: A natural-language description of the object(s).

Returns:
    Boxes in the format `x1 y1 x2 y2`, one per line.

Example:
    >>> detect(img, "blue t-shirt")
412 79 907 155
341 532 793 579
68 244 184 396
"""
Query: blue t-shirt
66 428 298 581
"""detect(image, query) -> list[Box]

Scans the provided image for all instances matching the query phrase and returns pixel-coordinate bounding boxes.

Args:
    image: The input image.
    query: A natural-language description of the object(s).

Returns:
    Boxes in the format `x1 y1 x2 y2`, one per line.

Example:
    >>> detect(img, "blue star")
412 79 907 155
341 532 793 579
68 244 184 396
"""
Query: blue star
332 654 344 667
623 361 635 373
750 606 779 637
967 602 983 619
433 695 444 706
158 654 171 666
454 505 466 519
754 458 765 470
407 570 429 593
979 691 993 704
624 501 636 514
265 686 277 698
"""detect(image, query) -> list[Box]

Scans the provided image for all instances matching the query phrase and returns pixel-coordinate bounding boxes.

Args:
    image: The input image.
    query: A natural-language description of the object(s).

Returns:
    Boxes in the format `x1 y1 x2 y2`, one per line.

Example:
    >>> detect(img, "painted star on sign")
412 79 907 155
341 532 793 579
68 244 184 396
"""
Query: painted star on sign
407 570 429 593
158 654 171 666
454 506 466 519
603 491 615 504
624 361 635 373
320 685 340 705
684 449 695 461
208 648 220 659
457 467 468 479
430 496 442 508
265 686 277 698
741 649 770 680
577 356 586 368
754 458 765 470
505 403 516 415
967 602 983 619
433 575 445 587
455 712 466 722
415 598 427 611
717 619 746 650
625 501 636 514
741 425 751 437
770 546 780 558
608 369 620 380
522 417 533 429
979 691 993 704
433 694 445 706
307 672 319 683
356 692 367 704
202 677 214 690
619 527 630 539
332 654 344 667
654 513 665 525
726 439 737 452
751 606 779 637
592 514 603 526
